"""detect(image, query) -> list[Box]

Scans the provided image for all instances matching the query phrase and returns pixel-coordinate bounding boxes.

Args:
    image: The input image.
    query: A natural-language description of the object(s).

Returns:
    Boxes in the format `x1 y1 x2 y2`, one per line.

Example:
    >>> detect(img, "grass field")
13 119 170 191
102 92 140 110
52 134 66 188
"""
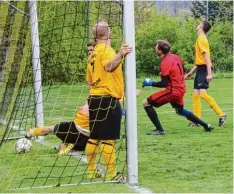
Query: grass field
0 77 233 193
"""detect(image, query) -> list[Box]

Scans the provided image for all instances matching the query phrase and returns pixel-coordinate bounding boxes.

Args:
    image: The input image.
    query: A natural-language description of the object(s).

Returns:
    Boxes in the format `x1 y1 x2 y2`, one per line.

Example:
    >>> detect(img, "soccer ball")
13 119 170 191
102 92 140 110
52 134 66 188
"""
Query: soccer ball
15 138 32 153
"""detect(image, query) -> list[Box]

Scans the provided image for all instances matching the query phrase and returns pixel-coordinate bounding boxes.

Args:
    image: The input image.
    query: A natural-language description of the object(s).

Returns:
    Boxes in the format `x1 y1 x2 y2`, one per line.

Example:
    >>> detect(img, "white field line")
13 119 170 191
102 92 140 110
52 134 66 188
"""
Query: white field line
38 140 107 174
129 185 154 194
6 139 126 191
0 119 25 131
5 135 154 193
8 180 122 191
137 107 233 115
3 107 233 192
2 107 233 131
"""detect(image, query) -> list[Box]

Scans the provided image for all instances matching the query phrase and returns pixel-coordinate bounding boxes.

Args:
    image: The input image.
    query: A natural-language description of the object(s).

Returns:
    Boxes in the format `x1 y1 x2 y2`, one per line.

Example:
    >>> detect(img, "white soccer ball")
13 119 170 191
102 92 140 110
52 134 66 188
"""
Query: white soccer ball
15 138 32 153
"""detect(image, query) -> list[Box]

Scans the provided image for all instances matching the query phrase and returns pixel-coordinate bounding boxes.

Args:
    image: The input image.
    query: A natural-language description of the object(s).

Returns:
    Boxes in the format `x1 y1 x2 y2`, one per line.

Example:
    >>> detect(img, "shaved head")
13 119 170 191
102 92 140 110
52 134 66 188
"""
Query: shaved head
92 21 110 40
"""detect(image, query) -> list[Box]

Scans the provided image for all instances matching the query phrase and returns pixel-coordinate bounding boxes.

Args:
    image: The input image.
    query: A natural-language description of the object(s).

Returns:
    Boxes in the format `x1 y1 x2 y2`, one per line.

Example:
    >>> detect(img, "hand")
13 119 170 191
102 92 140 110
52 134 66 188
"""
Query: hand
136 89 141 97
119 42 133 57
184 72 192 79
206 74 212 82
142 78 154 87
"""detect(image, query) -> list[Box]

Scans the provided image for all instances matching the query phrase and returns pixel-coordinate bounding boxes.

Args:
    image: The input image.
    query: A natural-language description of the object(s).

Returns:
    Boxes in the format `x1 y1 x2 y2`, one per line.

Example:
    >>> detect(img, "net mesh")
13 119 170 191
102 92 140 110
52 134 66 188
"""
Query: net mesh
0 1 126 190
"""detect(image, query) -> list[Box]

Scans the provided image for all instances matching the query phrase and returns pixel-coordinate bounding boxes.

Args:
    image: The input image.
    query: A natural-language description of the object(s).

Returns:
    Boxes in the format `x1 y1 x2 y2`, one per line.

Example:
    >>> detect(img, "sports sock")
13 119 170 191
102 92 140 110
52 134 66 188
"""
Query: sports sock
144 106 163 130
179 108 208 128
192 93 201 118
101 140 117 174
200 92 224 117
32 128 43 136
85 139 99 171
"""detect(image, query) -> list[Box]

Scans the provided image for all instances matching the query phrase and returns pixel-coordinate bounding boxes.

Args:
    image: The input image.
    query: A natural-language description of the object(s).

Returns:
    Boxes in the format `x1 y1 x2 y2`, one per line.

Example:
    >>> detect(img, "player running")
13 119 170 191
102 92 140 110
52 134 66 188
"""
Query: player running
142 40 213 135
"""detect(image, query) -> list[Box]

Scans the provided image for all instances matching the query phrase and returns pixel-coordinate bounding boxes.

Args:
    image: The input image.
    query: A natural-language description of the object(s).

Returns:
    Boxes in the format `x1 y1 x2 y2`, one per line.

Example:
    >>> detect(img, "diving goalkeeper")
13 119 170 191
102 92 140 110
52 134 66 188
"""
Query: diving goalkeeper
25 101 90 155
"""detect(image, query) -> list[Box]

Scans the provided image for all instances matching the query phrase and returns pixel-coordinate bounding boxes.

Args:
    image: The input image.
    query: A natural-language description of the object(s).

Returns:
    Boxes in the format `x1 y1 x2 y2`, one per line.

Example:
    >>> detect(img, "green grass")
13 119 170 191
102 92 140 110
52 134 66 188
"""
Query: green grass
0 78 233 193
137 78 233 193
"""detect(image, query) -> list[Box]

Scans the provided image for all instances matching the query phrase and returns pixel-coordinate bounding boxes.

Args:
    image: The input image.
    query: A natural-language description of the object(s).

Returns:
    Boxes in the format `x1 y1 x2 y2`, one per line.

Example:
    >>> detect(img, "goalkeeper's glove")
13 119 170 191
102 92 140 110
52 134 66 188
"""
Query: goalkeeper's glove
142 78 155 87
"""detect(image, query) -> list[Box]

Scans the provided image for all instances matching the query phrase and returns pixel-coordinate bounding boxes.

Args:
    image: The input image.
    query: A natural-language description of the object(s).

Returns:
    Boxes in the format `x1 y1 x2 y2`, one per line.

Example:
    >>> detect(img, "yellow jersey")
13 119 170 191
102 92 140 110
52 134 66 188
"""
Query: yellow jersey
73 103 89 137
86 43 124 99
195 32 212 66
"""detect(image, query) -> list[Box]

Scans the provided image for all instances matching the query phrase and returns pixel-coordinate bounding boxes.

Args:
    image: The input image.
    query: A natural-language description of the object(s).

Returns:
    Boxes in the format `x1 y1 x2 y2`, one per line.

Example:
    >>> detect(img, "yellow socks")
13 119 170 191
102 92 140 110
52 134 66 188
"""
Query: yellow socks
200 92 224 117
192 92 224 117
192 93 201 118
32 128 43 136
85 139 117 179
85 139 99 172
85 139 120 180
100 140 117 174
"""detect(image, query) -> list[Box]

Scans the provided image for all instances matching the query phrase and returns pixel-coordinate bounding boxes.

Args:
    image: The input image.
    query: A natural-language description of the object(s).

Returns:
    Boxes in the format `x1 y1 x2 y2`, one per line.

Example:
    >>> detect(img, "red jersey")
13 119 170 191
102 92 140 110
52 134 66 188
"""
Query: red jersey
160 54 186 93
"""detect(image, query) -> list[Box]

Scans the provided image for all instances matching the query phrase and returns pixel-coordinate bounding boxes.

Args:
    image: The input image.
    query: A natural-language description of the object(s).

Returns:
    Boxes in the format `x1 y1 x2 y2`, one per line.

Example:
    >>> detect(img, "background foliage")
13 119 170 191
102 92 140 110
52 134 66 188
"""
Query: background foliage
37 1 233 81
190 1 233 22
136 14 233 76
1 1 233 82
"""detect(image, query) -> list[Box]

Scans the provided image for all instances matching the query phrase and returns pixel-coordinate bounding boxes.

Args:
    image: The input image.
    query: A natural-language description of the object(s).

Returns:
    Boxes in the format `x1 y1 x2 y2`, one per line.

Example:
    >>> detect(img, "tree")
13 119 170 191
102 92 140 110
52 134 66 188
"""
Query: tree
136 15 233 76
218 1 233 22
190 1 233 22
135 1 155 30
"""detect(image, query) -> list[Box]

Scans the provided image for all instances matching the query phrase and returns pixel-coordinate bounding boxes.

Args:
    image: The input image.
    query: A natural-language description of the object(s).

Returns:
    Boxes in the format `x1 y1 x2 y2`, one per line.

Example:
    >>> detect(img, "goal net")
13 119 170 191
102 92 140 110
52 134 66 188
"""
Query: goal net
0 0 129 190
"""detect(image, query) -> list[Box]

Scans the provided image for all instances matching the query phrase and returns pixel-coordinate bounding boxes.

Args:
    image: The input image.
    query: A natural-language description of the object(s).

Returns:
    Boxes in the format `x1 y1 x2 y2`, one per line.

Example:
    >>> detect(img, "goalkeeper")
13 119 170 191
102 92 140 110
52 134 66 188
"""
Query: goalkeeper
26 42 95 155
25 101 90 155
142 40 213 135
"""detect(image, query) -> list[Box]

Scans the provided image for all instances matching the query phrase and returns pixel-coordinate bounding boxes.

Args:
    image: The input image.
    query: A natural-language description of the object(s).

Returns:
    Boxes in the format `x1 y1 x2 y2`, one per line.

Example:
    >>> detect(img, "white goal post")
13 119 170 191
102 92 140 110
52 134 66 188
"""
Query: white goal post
28 0 44 140
123 0 138 186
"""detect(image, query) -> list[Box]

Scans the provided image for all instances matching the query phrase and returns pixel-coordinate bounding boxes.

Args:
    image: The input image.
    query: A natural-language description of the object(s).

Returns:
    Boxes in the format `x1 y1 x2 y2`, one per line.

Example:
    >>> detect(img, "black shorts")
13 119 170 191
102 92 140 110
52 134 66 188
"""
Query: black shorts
194 65 209 89
54 121 89 151
88 96 122 140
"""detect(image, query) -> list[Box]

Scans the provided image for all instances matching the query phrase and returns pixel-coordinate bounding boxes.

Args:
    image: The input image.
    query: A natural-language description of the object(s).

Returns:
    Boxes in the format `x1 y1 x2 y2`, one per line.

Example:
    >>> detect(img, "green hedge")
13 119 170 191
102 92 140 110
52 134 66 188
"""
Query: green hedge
136 15 233 77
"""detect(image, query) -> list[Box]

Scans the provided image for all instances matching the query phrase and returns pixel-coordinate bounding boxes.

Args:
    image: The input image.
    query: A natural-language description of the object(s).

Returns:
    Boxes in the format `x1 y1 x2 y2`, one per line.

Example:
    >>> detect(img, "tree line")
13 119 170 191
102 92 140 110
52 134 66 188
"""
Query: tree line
1 1 232 85
136 14 233 76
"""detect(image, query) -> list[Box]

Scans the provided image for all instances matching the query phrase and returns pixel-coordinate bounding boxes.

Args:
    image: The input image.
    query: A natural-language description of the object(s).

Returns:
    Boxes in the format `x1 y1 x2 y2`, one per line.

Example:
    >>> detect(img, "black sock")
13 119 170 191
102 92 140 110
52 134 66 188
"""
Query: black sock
187 112 208 128
144 106 163 130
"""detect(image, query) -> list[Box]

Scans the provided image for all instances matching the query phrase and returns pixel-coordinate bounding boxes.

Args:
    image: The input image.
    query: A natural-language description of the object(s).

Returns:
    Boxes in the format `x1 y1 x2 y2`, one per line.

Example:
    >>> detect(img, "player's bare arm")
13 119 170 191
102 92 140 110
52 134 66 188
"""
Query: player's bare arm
104 43 133 72
87 81 92 91
185 65 197 79
204 52 212 82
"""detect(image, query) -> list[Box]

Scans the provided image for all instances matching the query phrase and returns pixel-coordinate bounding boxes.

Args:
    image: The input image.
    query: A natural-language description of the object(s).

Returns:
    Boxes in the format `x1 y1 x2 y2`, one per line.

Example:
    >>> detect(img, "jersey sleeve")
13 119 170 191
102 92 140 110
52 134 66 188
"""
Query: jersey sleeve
197 37 209 54
102 47 116 67
160 62 170 77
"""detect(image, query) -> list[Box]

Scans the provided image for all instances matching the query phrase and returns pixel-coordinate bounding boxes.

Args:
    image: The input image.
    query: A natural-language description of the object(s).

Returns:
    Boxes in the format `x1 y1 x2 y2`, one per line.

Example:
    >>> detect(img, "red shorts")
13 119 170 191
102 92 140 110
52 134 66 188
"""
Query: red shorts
147 89 185 108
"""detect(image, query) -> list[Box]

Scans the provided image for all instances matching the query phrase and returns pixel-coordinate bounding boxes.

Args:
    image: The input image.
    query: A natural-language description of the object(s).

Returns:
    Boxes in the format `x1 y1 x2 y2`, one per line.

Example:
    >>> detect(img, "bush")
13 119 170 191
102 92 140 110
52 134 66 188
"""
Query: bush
209 20 233 72
136 15 233 77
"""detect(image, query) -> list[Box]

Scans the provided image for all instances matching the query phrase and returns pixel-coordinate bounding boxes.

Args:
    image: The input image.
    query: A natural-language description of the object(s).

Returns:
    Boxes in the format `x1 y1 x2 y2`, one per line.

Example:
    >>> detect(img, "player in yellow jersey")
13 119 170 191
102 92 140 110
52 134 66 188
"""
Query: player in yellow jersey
185 21 227 127
87 42 94 57
87 42 95 90
85 21 132 181
25 101 89 155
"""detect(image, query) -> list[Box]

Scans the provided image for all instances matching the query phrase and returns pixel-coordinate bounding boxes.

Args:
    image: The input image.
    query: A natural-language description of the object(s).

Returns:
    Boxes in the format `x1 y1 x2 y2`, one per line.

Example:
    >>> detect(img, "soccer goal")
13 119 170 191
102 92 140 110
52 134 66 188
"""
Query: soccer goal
0 0 137 190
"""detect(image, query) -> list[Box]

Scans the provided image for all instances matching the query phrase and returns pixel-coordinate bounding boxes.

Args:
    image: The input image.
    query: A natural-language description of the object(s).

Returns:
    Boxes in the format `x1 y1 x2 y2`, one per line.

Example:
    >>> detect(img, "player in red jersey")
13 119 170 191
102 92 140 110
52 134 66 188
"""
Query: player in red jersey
142 40 213 135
